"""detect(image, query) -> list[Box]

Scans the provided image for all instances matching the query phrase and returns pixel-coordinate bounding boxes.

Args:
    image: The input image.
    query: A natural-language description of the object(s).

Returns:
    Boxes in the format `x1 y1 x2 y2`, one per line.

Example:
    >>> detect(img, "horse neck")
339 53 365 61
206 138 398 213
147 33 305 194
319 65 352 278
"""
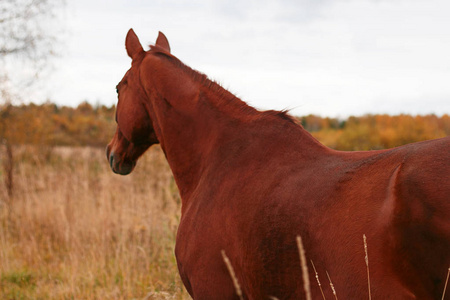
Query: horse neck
140 53 324 201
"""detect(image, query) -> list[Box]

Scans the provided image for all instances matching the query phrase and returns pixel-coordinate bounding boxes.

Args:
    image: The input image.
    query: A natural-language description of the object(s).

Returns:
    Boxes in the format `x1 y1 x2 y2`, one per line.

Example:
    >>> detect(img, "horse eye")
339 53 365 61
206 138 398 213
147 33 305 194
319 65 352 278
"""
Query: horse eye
115 85 119 94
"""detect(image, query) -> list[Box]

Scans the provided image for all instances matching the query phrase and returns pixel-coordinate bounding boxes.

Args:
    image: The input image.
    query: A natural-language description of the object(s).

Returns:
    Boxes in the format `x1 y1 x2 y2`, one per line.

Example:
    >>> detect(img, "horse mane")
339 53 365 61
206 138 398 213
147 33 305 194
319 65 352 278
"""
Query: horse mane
149 45 299 125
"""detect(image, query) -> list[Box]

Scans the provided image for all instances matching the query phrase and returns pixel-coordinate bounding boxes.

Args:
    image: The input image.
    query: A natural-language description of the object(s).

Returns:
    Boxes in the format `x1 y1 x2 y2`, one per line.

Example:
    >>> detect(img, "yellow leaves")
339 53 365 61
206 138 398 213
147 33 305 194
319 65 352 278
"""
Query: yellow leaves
0 102 115 147
1 102 449 150
301 114 449 150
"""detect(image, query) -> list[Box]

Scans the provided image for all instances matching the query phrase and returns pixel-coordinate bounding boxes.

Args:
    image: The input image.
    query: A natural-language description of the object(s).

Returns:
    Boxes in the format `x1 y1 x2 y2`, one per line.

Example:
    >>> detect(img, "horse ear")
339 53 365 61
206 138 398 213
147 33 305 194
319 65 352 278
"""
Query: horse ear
155 31 171 53
125 28 144 59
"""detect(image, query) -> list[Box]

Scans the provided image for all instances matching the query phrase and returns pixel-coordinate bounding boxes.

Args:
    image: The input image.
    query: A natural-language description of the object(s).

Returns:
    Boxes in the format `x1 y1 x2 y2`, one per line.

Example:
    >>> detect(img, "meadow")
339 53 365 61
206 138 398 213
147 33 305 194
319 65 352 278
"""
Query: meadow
0 145 190 299
1 103 449 299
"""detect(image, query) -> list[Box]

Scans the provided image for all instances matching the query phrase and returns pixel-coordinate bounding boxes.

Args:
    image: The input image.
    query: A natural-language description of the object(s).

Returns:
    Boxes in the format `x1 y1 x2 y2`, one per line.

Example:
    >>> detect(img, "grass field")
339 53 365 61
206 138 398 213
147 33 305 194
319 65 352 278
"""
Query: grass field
2 143 449 299
0 145 190 299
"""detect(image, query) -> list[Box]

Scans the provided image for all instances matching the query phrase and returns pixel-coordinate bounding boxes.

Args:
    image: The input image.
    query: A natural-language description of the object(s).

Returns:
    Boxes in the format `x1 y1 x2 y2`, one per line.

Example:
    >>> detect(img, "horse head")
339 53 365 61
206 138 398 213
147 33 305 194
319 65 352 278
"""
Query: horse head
106 29 170 175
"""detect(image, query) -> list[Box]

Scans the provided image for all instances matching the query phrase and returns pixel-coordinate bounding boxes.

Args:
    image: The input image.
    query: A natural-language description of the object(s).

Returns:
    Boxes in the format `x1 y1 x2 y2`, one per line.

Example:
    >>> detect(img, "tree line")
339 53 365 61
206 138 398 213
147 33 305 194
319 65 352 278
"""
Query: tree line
301 113 450 150
0 102 115 147
0 101 449 150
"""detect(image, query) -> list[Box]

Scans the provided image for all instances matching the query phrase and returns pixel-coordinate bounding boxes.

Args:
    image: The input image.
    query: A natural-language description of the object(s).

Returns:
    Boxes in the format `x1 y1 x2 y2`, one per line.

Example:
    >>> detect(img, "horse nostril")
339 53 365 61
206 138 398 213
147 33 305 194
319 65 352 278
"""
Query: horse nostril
109 153 114 167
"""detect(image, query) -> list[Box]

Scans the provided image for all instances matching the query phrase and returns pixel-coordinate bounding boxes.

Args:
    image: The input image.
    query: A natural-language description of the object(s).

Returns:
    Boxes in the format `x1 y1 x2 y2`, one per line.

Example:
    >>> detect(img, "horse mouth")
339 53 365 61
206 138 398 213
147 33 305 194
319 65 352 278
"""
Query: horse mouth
111 158 136 175
112 161 136 175
107 148 136 175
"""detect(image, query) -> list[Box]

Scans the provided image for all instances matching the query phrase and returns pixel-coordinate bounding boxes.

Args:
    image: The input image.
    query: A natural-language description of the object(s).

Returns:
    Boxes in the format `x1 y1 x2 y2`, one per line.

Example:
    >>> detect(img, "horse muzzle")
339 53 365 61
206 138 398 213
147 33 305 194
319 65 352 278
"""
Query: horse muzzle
106 146 136 175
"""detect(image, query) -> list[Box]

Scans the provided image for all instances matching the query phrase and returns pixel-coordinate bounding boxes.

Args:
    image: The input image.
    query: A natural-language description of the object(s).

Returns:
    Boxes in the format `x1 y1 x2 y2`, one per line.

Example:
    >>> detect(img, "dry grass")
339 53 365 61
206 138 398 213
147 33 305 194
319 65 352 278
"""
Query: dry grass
0 145 190 299
2 145 448 299
310 260 325 300
443 267 450 300
363 234 371 300
296 235 312 300
221 250 244 300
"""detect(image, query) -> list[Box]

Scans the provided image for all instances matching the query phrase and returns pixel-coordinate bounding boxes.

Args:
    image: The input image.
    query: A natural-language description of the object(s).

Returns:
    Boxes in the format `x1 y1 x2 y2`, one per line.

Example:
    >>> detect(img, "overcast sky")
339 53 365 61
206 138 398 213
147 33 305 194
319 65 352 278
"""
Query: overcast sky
43 0 450 117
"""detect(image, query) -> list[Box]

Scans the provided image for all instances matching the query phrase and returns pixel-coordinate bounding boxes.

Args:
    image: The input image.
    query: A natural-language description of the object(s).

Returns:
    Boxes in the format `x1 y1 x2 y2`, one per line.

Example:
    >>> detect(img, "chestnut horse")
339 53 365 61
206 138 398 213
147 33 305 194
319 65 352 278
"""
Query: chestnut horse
106 29 450 299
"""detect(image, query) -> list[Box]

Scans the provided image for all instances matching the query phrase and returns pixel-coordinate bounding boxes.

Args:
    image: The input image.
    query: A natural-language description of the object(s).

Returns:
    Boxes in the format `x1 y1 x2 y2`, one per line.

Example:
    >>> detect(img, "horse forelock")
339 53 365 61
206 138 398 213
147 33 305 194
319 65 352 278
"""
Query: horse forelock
149 45 173 57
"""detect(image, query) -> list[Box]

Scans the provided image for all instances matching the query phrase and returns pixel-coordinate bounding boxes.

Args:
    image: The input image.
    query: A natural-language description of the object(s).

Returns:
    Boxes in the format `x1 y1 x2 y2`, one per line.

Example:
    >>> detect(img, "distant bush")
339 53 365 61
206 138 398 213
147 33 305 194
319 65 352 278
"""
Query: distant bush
0 102 115 147
299 114 450 150
1 102 448 149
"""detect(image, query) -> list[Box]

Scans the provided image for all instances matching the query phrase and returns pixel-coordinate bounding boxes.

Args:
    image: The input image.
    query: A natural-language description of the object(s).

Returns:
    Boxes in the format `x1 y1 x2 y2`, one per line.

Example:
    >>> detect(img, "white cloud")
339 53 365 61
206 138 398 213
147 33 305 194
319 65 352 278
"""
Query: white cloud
38 0 450 117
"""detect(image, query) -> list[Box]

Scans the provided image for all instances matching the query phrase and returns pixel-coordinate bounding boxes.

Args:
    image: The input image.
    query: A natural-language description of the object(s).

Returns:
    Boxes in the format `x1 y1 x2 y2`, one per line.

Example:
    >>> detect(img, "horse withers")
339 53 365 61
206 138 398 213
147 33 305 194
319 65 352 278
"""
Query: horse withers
106 29 450 299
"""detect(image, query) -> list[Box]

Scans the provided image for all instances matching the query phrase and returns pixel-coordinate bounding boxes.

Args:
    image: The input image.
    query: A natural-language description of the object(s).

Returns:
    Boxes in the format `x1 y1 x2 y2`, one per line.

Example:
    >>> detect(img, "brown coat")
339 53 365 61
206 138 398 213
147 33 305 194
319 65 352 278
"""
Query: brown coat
107 29 450 299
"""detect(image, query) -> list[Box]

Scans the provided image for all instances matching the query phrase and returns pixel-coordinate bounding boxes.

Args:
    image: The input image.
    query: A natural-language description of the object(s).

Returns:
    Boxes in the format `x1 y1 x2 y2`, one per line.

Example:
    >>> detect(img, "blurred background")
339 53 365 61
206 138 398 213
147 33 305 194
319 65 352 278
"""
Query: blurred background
3 0 450 116
0 0 449 299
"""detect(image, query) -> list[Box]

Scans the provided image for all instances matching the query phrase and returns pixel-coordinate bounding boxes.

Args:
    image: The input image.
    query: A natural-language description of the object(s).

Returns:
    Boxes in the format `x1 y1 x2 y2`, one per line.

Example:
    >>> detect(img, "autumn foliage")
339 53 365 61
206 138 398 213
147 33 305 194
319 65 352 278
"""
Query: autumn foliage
1 101 449 150
0 102 115 147
300 113 450 150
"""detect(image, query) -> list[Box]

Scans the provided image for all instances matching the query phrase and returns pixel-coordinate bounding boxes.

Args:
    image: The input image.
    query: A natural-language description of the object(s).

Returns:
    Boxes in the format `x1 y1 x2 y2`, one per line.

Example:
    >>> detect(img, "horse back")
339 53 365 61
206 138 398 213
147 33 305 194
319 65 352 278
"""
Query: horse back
175 133 450 299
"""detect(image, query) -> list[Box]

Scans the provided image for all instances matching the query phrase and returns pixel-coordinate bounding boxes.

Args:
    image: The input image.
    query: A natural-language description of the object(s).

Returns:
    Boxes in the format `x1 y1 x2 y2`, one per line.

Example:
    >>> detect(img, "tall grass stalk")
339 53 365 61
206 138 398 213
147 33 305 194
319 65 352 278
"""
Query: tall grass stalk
296 235 312 300
311 260 326 300
221 250 244 300
363 234 371 300
326 271 338 300
442 267 450 300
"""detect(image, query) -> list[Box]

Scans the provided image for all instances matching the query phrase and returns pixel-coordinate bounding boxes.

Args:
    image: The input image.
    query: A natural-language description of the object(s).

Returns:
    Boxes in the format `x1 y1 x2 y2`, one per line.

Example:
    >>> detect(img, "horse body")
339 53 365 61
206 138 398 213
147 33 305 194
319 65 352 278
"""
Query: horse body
175 129 449 299
107 29 450 299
